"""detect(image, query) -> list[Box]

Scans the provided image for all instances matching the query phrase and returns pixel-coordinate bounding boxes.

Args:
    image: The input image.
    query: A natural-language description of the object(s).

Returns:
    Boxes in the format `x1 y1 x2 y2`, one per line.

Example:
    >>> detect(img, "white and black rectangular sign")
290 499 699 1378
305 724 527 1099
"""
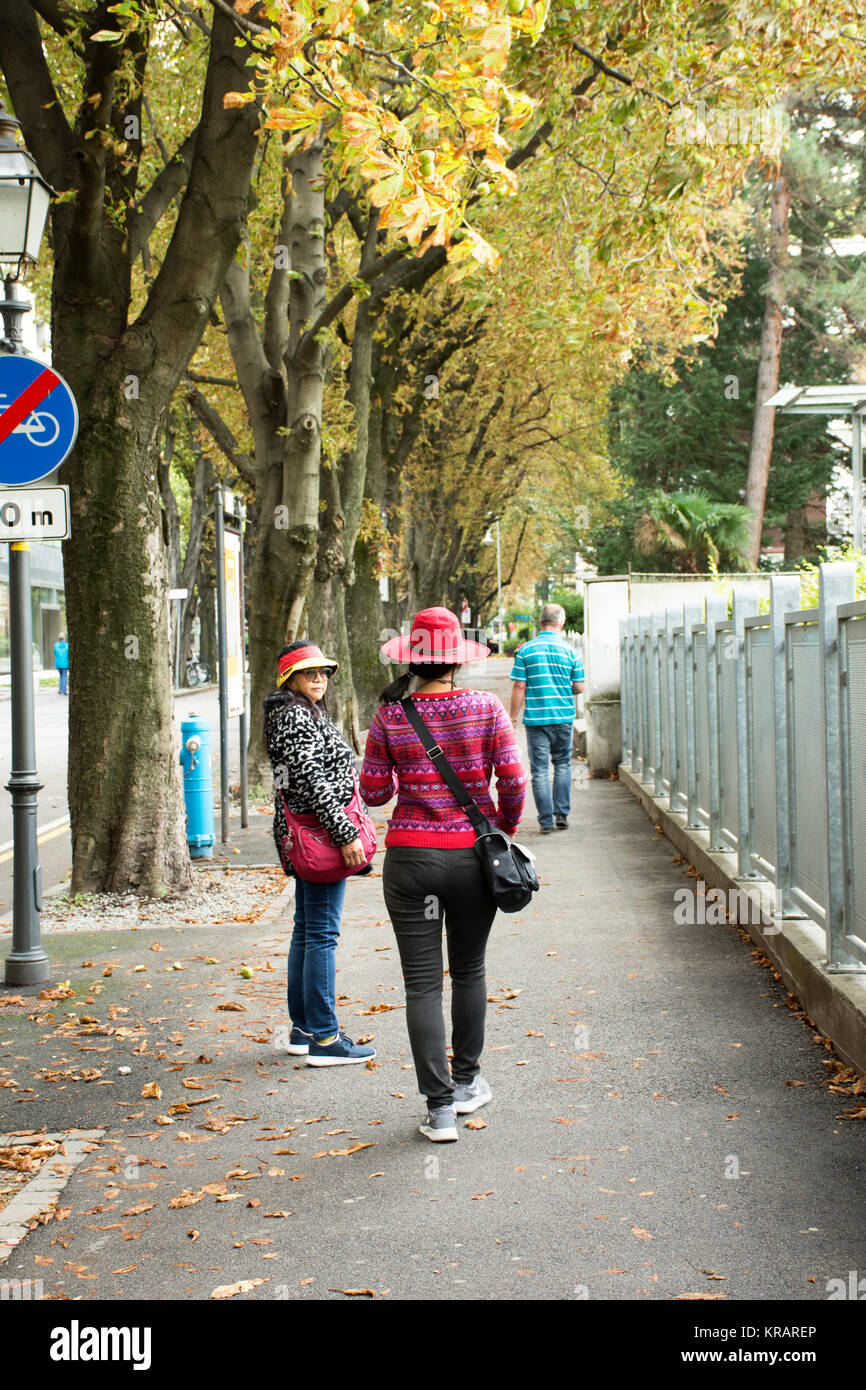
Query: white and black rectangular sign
0 485 70 540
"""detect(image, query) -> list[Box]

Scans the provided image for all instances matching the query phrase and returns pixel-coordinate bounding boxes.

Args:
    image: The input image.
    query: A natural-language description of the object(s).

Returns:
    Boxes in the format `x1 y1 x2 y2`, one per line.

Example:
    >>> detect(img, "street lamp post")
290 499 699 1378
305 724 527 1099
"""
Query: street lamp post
0 103 53 986
482 519 503 631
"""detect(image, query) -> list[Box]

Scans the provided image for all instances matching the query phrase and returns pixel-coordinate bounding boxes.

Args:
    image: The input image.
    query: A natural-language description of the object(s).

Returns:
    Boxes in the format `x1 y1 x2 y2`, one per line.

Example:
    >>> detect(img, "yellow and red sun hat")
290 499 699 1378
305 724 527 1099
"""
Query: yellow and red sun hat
276 643 339 687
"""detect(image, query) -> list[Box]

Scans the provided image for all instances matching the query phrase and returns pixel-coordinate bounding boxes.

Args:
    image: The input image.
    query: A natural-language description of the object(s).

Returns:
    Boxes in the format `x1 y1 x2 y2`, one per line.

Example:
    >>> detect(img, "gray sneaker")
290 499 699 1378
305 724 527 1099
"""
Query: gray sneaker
419 1104 458 1142
453 1075 492 1114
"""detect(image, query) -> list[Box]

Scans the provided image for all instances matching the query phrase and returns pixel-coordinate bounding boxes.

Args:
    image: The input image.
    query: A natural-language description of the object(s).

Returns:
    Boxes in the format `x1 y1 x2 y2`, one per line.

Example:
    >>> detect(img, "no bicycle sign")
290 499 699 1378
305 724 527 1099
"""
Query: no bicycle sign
0 353 79 486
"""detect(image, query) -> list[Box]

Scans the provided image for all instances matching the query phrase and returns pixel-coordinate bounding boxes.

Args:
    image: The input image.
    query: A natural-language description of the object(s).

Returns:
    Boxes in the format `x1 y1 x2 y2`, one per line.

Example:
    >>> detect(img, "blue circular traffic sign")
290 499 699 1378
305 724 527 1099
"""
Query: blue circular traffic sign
0 353 79 485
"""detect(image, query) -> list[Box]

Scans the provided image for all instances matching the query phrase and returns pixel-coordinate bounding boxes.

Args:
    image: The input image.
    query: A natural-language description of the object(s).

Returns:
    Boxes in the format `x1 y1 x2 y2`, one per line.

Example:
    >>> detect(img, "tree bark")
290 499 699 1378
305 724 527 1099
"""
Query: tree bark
744 173 791 570
1 0 262 894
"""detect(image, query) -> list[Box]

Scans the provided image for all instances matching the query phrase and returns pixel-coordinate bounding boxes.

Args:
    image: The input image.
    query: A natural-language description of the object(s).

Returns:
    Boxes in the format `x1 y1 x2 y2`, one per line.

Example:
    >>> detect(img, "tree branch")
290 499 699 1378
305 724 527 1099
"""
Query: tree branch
128 4 263 398
186 384 256 487
299 244 407 346
129 128 198 261
571 41 675 109
0 0 75 190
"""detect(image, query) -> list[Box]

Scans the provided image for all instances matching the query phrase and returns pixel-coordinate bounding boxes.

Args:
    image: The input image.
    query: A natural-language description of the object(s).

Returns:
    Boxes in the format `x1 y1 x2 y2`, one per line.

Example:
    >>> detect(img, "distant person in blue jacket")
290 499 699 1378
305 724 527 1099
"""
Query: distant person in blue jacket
54 634 69 695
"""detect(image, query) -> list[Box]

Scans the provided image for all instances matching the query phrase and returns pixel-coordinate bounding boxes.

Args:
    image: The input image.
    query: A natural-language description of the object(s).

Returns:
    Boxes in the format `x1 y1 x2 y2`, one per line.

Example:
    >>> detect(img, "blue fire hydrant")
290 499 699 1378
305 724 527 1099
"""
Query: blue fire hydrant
180 713 215 859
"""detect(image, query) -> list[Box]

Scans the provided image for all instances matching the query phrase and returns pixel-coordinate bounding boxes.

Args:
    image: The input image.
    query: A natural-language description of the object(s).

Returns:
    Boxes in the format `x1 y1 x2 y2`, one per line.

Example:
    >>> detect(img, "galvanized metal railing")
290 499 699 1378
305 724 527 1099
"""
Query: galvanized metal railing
619 562 866 974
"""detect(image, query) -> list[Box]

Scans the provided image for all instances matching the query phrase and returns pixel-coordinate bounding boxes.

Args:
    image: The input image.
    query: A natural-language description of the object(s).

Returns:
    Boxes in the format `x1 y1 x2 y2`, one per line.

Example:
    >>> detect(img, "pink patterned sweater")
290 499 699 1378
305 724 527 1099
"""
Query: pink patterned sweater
359 689 527 848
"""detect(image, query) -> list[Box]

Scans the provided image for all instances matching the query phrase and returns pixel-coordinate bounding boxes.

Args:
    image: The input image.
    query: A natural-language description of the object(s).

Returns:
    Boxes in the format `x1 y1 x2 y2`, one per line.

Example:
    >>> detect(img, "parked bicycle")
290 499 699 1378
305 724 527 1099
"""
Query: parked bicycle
185 656 213 687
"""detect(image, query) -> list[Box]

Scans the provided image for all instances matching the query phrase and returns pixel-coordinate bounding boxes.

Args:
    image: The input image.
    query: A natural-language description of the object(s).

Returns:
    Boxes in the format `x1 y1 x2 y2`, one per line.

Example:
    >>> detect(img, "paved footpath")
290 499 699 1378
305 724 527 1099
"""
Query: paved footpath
1 661 865 1307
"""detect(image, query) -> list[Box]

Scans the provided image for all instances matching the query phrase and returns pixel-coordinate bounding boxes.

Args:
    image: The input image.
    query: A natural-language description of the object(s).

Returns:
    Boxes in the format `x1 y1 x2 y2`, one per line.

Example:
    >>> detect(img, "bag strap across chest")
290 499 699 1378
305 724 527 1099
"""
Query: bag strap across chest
400 697 492 836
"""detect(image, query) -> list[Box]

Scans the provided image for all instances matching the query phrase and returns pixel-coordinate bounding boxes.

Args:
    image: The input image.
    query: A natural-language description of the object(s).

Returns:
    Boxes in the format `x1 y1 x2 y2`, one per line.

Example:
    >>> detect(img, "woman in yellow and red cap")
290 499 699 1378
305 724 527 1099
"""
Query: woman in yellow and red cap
360 608 527 1141
264 639 375 1068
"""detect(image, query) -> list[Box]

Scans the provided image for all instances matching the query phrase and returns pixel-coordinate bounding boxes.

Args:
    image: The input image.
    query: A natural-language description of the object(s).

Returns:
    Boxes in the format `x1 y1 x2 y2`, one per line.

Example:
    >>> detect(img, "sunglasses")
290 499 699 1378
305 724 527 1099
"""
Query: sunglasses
297 667 332 680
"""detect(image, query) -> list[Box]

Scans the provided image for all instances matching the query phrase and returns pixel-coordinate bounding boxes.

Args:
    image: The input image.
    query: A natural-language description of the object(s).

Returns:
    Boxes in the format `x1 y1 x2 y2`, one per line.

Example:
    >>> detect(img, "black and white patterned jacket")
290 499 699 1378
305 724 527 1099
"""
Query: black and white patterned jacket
265 697 359 872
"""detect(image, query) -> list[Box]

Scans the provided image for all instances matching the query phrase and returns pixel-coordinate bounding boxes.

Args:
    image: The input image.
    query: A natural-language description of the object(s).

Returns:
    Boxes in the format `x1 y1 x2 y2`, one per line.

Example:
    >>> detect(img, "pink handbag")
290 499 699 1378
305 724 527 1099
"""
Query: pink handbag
279 777 377 882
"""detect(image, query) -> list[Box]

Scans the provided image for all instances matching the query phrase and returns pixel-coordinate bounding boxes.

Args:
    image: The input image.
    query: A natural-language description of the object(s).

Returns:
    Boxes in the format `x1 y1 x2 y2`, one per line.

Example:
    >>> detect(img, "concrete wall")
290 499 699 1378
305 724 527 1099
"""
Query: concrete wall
584 577 628 774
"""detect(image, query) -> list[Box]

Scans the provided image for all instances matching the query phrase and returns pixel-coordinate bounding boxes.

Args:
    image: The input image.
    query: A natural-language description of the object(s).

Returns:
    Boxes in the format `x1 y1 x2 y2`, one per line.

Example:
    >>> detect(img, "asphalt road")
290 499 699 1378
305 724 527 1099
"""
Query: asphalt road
0 684 240 915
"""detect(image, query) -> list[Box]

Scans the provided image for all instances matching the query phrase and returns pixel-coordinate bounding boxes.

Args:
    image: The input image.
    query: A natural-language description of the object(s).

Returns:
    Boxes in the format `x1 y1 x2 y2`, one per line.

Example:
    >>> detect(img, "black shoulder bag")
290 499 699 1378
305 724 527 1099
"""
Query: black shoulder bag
400 697 539 914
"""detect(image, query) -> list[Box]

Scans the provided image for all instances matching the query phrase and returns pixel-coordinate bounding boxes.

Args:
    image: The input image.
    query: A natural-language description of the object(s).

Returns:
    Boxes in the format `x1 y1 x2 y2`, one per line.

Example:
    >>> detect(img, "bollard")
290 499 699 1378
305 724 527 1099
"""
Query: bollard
180 713 215 859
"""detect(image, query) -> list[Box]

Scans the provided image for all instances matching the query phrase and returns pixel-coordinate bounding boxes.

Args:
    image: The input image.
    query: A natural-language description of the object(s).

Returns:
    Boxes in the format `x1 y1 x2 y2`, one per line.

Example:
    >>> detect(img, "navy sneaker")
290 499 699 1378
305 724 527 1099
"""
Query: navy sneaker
286 1026 312 1055
306 1031 376 1067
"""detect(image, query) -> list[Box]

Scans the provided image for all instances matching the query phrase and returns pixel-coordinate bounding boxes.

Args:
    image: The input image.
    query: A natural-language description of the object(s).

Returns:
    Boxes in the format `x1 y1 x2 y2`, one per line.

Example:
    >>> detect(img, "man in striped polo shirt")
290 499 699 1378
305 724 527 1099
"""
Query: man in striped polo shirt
509 603 585 833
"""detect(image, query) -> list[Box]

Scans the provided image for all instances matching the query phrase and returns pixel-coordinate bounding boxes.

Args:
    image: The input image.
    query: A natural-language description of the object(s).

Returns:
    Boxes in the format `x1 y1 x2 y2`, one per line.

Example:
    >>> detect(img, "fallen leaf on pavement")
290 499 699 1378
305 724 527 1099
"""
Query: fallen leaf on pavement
121 1203 155 1217
211 1278 269 1299
471 1191 494 1201
140 1083 161 1099
215 1003 247 1012
329 1288 376 1297
168 1192 204 1209
631 1227 653 1240
465 1119 487 1130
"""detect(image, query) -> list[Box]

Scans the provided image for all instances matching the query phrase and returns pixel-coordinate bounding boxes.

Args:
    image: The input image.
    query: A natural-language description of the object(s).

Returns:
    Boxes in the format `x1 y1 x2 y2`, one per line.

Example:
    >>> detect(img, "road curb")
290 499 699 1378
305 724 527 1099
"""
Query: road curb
0 1129 105 1264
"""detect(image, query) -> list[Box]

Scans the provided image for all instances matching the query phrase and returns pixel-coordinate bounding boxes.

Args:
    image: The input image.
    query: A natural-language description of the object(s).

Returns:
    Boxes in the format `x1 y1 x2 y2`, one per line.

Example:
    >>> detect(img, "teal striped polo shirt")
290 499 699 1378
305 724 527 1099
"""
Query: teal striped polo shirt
510 631 585 725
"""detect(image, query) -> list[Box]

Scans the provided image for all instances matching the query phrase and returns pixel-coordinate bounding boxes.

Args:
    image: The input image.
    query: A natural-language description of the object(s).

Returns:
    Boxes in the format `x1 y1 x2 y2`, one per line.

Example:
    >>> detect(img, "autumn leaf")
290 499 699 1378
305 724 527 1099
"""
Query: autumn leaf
120 1203 155 1217
168 1191 203 1209
471 1191 494 1201
211 1278 269 1298
140 1082 161 1099
631 1227 653 1240
465 1118 486 1130
329 1287 376 1297
215 1002 247 1012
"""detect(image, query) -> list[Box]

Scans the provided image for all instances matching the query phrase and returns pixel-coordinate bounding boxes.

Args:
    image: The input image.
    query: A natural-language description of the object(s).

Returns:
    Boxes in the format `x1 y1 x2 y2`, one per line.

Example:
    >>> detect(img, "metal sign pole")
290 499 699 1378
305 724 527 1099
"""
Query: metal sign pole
4 540 48 983
236 501 248 830
214 486 229 844
852 411 863 554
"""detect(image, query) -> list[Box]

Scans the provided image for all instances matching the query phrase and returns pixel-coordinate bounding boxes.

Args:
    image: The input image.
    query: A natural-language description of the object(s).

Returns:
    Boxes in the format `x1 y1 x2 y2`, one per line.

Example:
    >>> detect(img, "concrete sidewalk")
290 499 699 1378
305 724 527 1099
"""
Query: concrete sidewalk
1 664 865 1301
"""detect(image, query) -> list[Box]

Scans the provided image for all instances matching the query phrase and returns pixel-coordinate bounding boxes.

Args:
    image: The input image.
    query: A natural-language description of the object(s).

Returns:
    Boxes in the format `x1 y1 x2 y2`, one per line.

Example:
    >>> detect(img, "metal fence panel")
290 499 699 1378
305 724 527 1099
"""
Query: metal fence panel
716 622 739 850
788 621 826 923
673 628 687 810
747 626 776 876
657 629 669 794
840 609 866 964
693 629 710 828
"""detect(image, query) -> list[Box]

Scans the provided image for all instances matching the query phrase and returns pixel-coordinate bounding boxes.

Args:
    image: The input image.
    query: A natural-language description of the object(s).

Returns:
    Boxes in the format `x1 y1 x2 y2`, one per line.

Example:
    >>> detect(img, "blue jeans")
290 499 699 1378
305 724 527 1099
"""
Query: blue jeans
287 876 347 1040
525 722 573 827
58 668 68 694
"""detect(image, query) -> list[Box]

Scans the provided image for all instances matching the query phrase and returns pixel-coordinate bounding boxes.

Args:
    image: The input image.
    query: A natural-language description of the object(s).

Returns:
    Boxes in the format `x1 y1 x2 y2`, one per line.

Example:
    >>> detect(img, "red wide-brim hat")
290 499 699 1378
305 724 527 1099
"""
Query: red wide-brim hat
380 607 490 664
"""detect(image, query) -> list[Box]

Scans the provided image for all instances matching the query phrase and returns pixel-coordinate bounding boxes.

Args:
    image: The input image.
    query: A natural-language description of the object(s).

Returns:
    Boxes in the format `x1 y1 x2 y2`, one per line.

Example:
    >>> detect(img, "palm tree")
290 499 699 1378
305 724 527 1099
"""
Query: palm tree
634 489 753 574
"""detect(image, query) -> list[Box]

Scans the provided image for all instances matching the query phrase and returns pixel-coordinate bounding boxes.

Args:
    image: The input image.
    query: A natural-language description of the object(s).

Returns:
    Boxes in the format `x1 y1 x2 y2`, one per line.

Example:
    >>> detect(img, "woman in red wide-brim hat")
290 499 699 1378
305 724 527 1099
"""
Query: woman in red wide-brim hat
360 607 527 1142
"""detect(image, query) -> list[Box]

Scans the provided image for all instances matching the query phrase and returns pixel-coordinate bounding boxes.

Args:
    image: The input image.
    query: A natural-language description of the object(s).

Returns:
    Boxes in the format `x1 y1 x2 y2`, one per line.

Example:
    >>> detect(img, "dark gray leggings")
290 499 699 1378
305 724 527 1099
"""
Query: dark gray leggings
382 846 497 1109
